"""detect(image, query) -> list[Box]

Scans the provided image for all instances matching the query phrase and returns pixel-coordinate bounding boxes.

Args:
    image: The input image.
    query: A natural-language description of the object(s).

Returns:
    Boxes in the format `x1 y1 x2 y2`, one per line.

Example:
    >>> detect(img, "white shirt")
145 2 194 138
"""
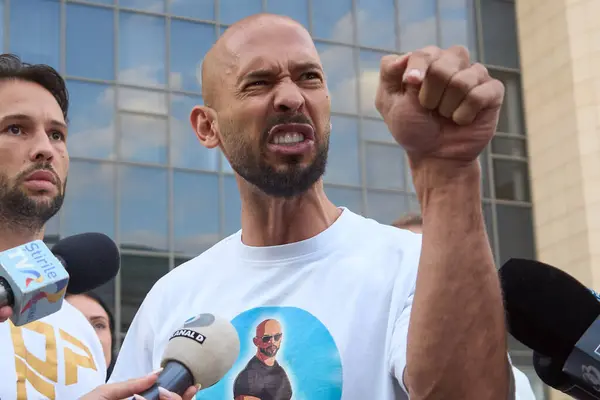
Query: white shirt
110 208 536 399
0 301 106 399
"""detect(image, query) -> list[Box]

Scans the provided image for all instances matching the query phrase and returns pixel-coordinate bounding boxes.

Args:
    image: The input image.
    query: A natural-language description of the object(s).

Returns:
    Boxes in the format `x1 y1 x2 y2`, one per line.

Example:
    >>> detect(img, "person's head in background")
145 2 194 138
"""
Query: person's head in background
66 292 115 379
392 213 423 234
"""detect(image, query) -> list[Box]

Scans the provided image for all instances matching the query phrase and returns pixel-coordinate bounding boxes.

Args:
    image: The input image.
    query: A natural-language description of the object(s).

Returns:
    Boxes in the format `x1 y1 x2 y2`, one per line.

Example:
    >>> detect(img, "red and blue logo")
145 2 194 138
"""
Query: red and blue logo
21 279 68 313
22 269 43 287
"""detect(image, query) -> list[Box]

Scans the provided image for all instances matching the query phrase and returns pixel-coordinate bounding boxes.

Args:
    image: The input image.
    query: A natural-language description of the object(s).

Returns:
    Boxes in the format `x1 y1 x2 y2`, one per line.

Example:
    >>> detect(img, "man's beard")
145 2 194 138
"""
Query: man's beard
0 167 65 233
260 345 279 358
226 114 330 198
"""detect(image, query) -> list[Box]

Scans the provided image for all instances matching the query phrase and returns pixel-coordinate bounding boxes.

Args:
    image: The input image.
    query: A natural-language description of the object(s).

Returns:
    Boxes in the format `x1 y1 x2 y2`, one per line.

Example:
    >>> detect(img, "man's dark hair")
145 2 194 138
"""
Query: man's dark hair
0 54 69 119
392 213 423 229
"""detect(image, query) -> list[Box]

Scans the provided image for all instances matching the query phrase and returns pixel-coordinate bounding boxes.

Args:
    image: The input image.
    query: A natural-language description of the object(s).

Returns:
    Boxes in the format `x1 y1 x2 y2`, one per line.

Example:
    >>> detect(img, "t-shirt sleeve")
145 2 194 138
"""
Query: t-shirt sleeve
509 355 537 400
388 289 413 395
107 294 156 384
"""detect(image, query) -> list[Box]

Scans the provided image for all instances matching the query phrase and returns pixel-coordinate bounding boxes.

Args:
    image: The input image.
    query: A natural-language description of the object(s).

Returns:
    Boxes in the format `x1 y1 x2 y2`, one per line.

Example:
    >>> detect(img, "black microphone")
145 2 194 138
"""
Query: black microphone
52 232 120 294
500 258 600 398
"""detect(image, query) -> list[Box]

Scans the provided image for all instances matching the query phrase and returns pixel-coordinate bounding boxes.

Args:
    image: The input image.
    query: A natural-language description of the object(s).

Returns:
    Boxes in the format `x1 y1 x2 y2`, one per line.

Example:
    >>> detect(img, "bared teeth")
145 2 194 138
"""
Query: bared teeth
272 132 305 145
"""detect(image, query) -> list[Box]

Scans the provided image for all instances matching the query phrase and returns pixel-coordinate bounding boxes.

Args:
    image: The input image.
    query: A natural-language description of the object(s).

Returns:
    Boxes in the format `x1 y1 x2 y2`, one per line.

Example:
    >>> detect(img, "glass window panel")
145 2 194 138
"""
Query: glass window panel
366 143 405 190
220 0 262 25
221 153 234 174
356 0 396 50
480 0 519 69
362 119 395 144
492 137 527 158
324 116 361 186
82 0 113 4
88 280 116 316
317 43 357 114
480 147 491 198
44 213 60 243
312 0 353 43
62 161 115 238
66 4 114 80
359 50 386 118
219 26 228 36
174 257 191 268
497 205 535 266
120 0 165 13
120 255 168 331
439 0 477 59
491 70 525 135
119 12 166 87
170 20 214 92
10 0 60 70
171 94 219 171
325 186 363 214
0 0 4 52
119 166 168 252
67 81 115 159
367 191 408 224
118 88 167 115
265 0 308 28
407 194 420 214
398 0 438 52
169 0 214 20
493 159 531 202
119 114 167 165
223 175 241 236
173 172 220 255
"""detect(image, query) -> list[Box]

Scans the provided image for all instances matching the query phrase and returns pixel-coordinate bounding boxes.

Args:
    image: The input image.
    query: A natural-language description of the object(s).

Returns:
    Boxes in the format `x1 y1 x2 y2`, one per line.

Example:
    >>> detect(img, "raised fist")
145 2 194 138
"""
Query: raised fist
375 46 505 167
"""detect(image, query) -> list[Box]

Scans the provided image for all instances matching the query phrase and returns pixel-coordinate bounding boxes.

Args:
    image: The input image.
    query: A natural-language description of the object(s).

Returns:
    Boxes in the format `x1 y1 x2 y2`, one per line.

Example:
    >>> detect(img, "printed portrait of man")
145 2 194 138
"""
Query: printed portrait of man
233 319 292 400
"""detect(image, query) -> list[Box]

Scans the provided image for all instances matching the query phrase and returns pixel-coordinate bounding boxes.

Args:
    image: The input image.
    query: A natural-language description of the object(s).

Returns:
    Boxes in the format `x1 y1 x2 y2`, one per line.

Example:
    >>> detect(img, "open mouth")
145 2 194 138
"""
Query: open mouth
268 123 315 146
271 132 306 145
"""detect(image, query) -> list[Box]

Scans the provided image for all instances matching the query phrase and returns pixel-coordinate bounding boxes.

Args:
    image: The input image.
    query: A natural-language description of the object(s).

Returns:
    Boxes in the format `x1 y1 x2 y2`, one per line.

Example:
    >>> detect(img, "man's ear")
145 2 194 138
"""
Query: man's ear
190 105 220 149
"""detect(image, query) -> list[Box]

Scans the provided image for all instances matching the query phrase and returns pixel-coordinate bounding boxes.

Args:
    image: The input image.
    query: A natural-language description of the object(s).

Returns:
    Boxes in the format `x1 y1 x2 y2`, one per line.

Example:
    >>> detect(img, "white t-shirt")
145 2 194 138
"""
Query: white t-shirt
110 208 536 399
0 301 106 400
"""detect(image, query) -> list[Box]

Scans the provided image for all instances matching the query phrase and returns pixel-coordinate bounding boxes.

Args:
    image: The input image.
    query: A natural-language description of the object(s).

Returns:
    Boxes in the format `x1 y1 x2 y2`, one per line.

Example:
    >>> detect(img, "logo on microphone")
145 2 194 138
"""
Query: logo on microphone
582 365 600 392
21 279 68 313
22 269 43 287
170 328 207 344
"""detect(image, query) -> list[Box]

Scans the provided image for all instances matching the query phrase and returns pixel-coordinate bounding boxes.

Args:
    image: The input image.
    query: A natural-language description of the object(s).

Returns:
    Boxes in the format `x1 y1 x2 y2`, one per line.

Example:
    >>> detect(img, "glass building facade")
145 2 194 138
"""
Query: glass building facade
1 0 542 396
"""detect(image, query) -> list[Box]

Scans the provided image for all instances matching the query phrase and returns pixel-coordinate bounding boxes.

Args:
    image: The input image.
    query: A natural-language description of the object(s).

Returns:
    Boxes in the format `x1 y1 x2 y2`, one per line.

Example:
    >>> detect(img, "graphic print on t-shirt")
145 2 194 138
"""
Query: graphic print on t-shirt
195 306 342 400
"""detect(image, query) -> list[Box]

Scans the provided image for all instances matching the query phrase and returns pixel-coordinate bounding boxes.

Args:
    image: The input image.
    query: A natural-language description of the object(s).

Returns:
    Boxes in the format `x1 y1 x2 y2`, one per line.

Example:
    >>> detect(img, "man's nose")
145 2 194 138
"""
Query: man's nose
29 132 55 163
273 81 305 113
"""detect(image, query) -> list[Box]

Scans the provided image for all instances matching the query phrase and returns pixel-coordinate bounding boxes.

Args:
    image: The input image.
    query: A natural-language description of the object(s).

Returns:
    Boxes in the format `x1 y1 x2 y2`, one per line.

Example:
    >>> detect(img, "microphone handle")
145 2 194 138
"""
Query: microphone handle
0 277 14 308
136 361 195 400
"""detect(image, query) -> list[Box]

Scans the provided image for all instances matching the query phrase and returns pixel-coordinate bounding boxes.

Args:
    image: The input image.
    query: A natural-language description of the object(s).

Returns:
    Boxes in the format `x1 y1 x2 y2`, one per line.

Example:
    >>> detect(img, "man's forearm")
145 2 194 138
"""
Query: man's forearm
405 161 508 399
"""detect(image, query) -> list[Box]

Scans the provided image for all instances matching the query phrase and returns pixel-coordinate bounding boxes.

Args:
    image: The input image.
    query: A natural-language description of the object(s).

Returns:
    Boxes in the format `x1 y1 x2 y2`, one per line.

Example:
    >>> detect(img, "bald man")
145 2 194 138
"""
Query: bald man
110 14 517 399
233 319 292 400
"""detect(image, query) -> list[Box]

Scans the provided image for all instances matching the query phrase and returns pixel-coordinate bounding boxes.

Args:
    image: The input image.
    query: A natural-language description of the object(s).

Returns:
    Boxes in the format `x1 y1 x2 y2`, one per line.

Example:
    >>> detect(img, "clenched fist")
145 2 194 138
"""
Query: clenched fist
375 45 504 168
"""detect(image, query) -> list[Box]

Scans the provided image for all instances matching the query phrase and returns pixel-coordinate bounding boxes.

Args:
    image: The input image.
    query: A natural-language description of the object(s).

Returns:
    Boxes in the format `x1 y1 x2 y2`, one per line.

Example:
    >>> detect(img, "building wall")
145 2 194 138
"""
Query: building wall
516 0 600 398
2 0 543 396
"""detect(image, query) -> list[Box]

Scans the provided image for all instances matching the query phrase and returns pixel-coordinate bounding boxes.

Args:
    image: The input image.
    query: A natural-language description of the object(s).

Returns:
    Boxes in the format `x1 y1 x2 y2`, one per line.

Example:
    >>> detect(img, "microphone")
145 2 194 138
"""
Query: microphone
500 258 600 398
0 233 120 325
52 232 120 294
136 313 240 399
0 240 69 326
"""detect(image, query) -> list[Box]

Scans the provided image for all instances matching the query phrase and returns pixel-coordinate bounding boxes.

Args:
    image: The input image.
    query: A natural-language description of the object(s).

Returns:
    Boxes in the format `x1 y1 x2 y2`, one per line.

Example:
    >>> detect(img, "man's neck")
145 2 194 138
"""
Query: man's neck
256 351 276 366
0 225 44 252
238 178 340 247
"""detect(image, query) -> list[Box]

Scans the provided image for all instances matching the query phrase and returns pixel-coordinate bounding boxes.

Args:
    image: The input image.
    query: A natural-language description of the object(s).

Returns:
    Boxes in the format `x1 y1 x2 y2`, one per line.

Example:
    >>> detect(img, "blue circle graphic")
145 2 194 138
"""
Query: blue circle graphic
195 306 342 399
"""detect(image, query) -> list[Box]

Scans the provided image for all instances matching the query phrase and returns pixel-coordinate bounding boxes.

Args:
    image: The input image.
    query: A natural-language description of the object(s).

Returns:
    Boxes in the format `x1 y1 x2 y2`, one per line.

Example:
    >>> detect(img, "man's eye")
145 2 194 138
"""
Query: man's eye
249 80 268 87
302 72 321 80
7 125 22 135
50 131 65 141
